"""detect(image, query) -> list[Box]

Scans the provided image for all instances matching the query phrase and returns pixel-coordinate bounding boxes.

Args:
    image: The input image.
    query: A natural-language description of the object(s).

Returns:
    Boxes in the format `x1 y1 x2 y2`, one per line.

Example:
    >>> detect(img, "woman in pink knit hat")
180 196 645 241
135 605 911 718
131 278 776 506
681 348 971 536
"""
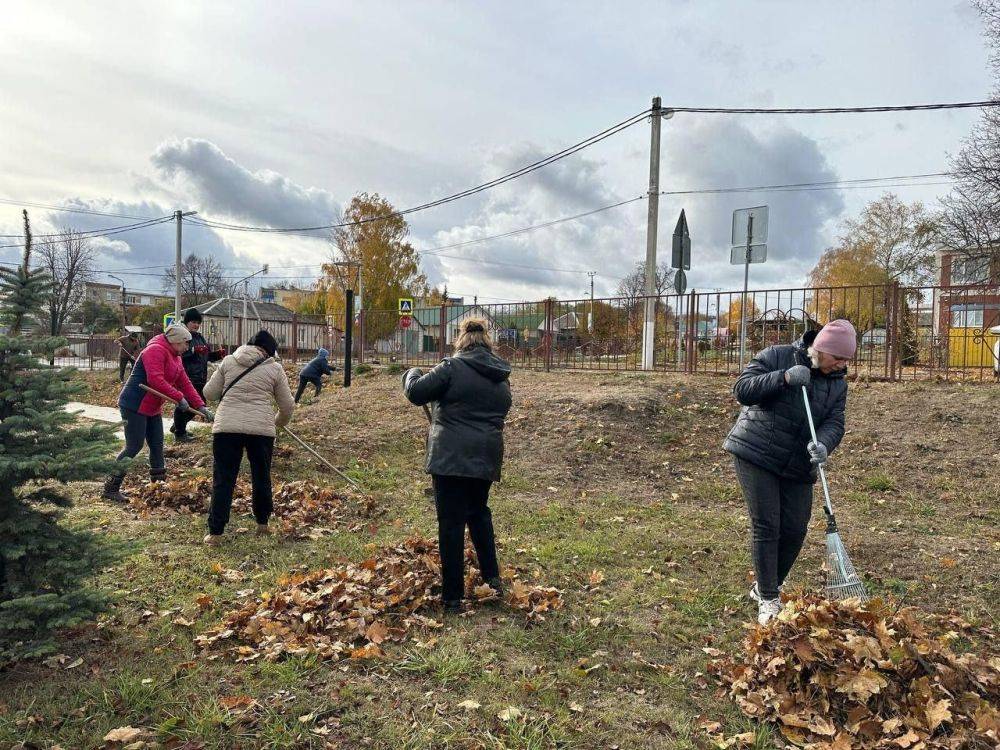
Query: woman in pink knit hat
723 319 856 625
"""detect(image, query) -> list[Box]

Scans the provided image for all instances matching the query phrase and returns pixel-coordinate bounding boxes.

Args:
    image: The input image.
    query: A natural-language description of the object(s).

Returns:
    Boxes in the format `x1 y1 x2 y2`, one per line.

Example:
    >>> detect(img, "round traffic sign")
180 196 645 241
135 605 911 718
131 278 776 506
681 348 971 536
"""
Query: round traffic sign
674 269 687 295
400 315 412 329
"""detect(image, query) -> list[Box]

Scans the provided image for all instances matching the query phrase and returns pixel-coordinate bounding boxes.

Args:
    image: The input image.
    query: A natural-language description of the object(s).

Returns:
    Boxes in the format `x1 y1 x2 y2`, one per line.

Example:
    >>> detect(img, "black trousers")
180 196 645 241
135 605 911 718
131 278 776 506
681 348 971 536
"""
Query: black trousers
208 432 275 535
172 381 205 436
733 456 813 600
118 357 133 383
432 474 500 602
294 376 322 403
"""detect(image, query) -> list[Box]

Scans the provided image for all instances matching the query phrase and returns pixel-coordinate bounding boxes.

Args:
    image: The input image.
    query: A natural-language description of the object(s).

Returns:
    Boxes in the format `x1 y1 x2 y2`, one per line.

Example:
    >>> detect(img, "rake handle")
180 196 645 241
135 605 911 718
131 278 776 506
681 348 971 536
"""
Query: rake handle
281 425 362 490
800 385 835 520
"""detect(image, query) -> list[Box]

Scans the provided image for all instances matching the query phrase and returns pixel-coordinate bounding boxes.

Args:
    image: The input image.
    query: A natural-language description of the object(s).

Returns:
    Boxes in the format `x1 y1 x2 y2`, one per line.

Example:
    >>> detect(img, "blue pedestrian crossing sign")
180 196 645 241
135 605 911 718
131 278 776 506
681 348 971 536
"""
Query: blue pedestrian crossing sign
163 313 175 328
398 298 414 316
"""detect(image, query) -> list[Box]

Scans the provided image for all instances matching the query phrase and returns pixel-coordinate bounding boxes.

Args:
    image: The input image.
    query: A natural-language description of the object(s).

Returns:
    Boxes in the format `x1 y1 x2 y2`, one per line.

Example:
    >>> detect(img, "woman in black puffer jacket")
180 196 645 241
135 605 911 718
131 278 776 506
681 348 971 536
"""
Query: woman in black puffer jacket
402 319 512 613
723 320 855 625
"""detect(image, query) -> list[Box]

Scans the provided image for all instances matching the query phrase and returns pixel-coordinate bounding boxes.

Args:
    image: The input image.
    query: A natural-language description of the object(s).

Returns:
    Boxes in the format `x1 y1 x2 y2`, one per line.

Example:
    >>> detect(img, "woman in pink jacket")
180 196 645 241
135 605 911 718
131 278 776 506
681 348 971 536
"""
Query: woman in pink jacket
102 324 212 502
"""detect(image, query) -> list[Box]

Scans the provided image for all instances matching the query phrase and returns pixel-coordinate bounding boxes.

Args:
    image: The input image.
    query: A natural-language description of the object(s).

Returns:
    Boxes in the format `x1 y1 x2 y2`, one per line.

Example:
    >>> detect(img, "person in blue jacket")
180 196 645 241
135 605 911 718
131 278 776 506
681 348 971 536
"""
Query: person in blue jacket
295 348 336 402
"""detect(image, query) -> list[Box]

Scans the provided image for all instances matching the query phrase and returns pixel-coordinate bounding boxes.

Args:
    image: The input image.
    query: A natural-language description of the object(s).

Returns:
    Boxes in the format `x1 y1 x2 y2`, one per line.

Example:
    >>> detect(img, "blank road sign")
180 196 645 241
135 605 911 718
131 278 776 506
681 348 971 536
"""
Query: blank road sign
730 244 767 265
732 206 769 246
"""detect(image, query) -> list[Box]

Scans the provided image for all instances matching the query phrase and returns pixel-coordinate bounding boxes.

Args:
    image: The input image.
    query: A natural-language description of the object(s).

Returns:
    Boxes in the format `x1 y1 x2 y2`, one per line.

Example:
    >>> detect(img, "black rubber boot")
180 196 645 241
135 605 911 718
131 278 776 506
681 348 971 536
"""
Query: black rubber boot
486 576 504 596
102 474 128 503
149 467 167 483
443 600 463 614
174 432 194 444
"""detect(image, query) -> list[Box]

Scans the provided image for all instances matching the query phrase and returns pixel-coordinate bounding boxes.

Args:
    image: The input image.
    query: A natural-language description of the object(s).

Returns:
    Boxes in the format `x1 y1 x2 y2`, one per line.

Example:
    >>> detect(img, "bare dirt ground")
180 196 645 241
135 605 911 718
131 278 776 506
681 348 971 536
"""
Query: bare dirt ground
1 367 997 749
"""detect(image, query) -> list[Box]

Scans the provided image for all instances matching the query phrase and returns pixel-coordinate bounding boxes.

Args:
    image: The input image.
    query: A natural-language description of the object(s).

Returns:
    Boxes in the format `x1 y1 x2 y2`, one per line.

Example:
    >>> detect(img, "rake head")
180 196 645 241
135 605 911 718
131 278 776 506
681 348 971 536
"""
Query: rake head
824 528 868 601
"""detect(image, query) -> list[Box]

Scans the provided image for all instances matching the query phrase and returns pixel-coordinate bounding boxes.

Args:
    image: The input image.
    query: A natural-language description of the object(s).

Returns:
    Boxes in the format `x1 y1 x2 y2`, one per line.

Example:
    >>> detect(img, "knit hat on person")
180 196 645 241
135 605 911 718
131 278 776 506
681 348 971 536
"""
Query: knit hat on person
317 347 329 358
164 323 192 344
249 329 278 358
813 319 857 360
183 308 203 324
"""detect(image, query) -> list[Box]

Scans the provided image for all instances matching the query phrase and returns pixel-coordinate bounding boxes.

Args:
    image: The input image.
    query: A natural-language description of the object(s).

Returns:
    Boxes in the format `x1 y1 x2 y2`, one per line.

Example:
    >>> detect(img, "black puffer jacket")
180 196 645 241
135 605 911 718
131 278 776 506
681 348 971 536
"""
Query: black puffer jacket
723 330 848 483
181 330 223 387
403 346 513 482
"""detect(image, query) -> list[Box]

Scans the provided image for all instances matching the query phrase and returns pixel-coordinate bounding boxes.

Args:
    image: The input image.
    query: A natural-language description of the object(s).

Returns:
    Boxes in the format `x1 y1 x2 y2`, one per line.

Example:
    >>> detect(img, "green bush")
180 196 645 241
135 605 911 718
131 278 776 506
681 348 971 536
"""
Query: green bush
354 363 374 375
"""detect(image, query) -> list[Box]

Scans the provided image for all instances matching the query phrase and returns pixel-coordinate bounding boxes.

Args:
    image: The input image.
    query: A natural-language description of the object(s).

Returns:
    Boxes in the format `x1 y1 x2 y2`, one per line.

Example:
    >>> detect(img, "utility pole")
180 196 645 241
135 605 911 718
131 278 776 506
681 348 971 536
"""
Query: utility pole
641 97 662 370
344 289 354 388
173 210 197 320
587 271 596 333
109 274 126 330
356 262 364 364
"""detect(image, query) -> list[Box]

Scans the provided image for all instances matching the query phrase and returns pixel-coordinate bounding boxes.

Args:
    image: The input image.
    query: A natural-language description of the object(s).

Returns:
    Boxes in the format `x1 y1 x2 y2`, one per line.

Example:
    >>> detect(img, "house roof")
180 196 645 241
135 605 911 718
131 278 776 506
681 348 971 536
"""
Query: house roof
412 305 496 327
493 311 546 330
188 298 324 325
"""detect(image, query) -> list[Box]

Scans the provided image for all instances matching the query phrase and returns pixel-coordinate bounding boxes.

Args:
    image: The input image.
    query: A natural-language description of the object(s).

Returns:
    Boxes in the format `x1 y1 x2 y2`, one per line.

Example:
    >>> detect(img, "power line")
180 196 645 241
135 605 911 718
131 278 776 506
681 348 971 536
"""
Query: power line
0 197 156 221
659 173 955 196
183 108 654 234
0 216 175 249
666 100 1000 115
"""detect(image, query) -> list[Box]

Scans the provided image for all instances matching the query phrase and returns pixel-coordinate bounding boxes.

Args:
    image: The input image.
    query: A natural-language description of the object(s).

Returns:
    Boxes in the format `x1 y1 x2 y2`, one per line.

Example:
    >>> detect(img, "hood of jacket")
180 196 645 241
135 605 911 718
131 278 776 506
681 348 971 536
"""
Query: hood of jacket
793 329 847 380
233 343 268 368
454 345 511 382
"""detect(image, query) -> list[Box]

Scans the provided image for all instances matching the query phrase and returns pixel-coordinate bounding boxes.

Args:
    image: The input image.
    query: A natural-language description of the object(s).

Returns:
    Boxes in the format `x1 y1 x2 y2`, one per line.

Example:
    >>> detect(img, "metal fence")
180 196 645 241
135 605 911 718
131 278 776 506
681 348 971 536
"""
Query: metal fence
358 281 1000 381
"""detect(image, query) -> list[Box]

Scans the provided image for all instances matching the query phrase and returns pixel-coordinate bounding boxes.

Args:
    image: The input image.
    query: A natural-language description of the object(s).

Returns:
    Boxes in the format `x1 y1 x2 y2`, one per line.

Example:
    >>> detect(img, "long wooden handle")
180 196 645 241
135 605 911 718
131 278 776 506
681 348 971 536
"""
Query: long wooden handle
281 426 362 489
139 383 204 418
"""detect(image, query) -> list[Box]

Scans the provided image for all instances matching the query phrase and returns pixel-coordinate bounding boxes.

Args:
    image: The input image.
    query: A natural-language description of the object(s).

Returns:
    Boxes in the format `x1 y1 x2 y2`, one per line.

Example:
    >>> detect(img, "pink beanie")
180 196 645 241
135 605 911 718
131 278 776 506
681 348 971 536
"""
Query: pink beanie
813 319 857 359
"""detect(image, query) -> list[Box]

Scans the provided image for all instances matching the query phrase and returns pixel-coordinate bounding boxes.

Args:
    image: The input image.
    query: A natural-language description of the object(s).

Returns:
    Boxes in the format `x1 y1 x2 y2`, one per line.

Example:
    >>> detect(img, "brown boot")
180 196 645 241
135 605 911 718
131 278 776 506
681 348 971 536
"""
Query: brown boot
101 474 128 503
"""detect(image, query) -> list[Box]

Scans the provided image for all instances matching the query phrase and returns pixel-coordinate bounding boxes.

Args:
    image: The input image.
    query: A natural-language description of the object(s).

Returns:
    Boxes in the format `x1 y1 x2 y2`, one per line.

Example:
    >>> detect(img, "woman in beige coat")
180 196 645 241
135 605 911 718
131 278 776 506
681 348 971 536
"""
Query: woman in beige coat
202 330 295 545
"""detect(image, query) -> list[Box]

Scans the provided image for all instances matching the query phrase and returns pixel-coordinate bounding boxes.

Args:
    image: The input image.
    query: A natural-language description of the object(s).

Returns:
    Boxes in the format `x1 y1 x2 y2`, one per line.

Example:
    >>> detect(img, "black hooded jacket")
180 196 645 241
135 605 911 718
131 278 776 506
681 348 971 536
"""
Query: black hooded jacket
723 329 848 483
403 345 513 482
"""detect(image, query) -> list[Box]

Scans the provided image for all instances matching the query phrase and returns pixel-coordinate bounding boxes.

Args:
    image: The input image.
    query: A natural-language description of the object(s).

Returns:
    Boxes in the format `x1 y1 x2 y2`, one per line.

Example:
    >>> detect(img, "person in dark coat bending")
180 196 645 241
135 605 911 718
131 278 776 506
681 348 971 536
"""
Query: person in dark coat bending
402 319 512 613
723 319 856 625
171 308 224 442
295 347 335 402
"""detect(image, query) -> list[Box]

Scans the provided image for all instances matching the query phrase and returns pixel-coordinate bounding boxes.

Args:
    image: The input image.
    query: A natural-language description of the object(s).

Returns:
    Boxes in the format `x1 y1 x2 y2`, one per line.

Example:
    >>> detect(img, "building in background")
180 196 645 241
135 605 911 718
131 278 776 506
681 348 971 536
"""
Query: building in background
933 248 1000 368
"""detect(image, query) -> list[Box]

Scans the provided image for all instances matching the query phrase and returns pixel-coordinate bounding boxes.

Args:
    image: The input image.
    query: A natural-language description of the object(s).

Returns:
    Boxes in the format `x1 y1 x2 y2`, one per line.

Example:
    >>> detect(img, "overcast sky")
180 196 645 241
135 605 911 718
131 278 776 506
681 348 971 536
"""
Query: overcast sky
0 1 994 304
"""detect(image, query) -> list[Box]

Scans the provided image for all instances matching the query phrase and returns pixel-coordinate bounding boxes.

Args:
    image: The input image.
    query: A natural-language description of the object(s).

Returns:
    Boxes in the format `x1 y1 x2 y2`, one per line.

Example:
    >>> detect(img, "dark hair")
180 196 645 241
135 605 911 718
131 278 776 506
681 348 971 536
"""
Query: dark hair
249 329 278 357
183 308 203 324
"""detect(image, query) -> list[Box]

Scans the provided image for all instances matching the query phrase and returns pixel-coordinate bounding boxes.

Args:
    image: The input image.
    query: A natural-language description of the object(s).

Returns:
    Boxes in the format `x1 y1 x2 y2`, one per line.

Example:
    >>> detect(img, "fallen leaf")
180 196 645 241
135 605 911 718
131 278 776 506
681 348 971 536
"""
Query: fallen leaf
497 707 523 721
457 699 481 711
103 726 145 743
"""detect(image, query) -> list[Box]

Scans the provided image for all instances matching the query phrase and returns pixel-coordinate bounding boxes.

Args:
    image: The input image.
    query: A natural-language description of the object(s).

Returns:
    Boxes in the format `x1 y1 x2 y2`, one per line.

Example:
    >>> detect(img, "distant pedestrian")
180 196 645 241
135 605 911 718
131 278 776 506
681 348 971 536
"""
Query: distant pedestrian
402 319 512 613
202 329 295 545
295 347 335 403
723 320 855 625
171 308 225 443
116 330 141 383
102 324 211 503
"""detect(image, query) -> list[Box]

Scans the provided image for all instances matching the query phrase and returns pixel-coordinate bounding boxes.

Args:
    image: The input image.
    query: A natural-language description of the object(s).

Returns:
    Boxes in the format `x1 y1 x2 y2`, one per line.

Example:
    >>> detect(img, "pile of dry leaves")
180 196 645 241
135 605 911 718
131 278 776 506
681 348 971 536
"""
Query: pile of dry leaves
234 480 379 539
126 476 376 537
709 594 999 749
195 536 563 662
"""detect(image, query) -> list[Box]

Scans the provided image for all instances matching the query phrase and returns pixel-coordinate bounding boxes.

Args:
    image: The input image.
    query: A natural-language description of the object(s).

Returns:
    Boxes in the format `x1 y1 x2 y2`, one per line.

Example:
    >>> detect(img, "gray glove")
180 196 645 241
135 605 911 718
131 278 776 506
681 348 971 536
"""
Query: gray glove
784 365 811 387
402 367 423 390
198 407 215 423
807 441 828 466
177 397 190 411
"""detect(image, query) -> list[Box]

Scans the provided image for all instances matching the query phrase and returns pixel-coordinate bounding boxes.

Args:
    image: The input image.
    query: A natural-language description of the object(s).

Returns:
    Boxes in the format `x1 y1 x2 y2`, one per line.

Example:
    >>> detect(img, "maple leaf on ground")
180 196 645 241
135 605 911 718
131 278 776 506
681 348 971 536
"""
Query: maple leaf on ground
102 726 146 743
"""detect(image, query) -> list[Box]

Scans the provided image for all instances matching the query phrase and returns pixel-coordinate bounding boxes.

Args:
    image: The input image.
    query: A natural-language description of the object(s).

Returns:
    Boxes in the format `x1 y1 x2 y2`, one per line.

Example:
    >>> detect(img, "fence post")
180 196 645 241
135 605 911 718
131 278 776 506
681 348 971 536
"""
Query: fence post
88 332 94 371
359 309 366 365
439 305 447 360
544 298 554 372
686 289 697 373
890 281 901 381
237 316 243 347
290 313 299 362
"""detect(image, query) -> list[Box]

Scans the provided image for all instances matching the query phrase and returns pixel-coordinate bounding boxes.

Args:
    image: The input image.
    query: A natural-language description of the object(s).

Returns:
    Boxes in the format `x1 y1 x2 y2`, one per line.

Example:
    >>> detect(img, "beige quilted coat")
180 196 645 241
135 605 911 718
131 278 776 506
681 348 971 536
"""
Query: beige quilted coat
203 345 295 437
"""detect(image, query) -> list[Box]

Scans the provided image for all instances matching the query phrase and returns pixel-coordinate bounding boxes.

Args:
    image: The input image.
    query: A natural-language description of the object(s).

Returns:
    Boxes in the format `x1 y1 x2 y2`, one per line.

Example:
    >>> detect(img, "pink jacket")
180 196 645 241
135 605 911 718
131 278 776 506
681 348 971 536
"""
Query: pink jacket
118 334 205 416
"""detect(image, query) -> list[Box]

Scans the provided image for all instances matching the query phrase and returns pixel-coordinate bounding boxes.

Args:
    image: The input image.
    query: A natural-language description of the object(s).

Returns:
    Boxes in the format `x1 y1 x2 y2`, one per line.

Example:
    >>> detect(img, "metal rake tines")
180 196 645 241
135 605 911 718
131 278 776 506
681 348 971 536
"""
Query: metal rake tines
825 531 868 601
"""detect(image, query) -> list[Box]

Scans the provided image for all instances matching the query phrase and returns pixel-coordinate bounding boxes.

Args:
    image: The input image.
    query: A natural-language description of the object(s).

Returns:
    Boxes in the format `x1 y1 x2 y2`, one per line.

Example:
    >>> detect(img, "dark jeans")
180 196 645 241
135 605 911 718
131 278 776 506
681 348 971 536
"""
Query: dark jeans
208 432 275 535
733 456 813 600
172 381 205 436
118 357 133 383
432 474 500 602
294 376 322 403
116 408 165 471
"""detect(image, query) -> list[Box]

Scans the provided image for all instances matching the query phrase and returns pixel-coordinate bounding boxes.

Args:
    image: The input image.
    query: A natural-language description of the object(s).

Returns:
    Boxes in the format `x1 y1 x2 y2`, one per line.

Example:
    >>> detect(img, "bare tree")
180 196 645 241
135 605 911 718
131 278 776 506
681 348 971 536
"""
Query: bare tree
163 254 227 305
615 261 676 302
939 0 1000 265
36 228 96 337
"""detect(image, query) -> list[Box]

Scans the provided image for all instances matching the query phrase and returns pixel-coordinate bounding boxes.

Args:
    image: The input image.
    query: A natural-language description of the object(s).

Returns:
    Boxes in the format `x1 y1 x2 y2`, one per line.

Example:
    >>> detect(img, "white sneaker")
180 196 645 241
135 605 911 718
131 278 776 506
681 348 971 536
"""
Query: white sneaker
757 598 783 626
749 582 782 604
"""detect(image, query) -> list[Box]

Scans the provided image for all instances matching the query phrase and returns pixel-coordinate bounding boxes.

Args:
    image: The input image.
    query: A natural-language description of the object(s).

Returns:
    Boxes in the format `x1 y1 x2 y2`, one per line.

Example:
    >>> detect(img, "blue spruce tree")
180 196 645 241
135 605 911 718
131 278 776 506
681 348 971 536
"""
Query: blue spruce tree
0 211 119 664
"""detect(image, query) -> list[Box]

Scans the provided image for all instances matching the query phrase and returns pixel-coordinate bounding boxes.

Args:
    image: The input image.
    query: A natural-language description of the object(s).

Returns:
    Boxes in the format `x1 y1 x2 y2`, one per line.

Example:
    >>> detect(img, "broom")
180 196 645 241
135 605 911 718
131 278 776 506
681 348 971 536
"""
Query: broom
800 386 868 601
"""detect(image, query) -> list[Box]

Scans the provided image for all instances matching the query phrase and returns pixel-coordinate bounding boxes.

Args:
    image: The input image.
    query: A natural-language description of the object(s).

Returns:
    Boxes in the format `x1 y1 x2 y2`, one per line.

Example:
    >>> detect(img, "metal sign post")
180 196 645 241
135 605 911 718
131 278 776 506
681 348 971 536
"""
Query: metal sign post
671 209 690 371
731 206 769 367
